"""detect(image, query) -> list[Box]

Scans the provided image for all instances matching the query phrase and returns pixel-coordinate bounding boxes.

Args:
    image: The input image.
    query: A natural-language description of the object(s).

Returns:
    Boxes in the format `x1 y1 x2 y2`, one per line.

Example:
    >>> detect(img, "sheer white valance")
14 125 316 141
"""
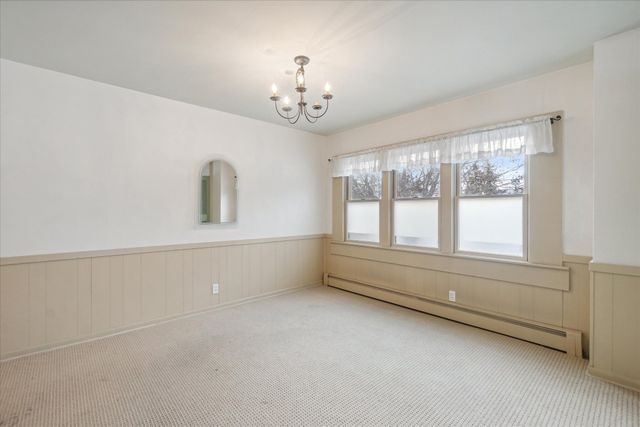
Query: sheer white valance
331 115 554 177
330 151 383 177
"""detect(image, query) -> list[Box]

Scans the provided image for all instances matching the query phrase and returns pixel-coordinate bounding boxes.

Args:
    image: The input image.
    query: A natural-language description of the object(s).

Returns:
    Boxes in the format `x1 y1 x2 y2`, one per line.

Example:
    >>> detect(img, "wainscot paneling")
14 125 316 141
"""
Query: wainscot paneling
326 239 590 357
0 235 324 360
589 263 640 392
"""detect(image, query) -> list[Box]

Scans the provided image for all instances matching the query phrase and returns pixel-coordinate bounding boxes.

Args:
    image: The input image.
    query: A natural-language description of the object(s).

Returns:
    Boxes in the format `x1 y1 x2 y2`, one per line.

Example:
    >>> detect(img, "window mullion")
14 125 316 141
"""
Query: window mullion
440 163 454 254
332 177 346 242
380 171 392 247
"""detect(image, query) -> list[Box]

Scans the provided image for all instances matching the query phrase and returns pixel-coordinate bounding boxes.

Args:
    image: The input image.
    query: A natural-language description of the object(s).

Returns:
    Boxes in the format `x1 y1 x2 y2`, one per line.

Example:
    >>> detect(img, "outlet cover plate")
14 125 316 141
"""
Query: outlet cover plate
212 283 219 295
448 290 456 302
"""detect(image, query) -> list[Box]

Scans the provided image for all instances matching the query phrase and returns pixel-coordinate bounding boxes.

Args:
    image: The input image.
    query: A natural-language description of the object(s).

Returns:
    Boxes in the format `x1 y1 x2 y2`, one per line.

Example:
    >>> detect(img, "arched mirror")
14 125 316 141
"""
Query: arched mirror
199 160 237 224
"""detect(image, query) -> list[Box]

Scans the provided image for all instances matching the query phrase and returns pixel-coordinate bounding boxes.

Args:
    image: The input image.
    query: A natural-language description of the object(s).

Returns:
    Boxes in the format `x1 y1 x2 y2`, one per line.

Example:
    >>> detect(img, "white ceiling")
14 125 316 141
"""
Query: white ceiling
2 1 639 135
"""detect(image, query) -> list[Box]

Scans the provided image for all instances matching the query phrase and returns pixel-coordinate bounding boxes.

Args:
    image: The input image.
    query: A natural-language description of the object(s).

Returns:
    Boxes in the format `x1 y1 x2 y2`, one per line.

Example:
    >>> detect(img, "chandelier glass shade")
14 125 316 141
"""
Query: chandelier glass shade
270 55 333 124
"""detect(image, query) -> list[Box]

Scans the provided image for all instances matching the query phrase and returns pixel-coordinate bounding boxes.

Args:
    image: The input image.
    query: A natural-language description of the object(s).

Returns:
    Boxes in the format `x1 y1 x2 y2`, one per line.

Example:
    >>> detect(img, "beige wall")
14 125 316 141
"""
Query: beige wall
0 60 327 258
589 264 640 391
326 240 590 357
593 29 640 266
0 235 324 360
588 28 640 392
325 63 593 257
325 109 589 356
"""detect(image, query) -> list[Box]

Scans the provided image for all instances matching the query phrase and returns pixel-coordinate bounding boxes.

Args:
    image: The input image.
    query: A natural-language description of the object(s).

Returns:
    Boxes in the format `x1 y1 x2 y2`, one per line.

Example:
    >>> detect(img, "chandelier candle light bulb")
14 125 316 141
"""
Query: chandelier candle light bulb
269 83 280 102
269 55 333 124
282 96 292 113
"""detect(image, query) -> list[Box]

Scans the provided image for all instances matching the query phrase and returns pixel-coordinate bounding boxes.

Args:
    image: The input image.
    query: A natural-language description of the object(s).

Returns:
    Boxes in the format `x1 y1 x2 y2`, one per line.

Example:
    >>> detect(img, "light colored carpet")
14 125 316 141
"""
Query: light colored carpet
1 285 638 426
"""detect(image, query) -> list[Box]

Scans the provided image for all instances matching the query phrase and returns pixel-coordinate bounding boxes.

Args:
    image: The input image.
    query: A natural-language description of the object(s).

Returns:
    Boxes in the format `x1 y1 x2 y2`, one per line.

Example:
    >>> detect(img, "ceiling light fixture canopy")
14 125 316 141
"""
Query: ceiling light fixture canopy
270 55 333 124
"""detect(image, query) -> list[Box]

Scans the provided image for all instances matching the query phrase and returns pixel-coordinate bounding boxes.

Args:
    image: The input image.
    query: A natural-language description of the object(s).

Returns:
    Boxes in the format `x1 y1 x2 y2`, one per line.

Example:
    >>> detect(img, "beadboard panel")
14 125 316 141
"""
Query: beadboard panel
165 251 184 317
589 264 640 392
562 260 591 353
327 240 590 357
46 260 79 344
0 265 29 355
330 243 570 291
0 236 324 359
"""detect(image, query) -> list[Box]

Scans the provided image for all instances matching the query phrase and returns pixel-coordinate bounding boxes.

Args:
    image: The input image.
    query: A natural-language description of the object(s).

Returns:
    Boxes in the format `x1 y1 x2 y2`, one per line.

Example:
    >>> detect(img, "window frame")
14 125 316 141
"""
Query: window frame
391 167 441 251
345 173 382 244
454 156 529 261
340 156 532 260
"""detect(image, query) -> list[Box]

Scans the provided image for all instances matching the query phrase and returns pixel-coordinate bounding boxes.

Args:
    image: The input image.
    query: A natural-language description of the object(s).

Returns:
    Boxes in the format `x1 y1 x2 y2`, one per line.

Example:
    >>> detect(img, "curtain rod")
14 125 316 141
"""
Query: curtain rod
327 113 562 162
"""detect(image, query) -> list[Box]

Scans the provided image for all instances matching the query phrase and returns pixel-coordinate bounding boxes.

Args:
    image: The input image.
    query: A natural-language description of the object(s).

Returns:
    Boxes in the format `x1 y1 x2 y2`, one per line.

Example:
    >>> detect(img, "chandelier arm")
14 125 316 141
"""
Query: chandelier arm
297 94 309 123
288 109 298 124
305 98 330 120
302 105 318 123
320 98 330 118
287 105 302 124
274 101 293 120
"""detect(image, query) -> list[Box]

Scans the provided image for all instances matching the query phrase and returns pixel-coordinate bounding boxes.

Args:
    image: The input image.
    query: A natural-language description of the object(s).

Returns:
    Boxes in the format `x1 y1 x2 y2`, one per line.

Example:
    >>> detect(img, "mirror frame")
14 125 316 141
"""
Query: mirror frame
196 158 238 226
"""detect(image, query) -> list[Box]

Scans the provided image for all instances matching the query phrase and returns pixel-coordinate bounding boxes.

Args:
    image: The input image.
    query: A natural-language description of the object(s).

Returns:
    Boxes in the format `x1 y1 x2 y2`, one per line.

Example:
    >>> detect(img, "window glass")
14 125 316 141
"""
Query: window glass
349 172 382 200
346 201 379 243
458 197 523 257
394 199 438 248
393 166 440 249
395 166 440 198
458 155 525 196
457 154 525 258
346 173 381 243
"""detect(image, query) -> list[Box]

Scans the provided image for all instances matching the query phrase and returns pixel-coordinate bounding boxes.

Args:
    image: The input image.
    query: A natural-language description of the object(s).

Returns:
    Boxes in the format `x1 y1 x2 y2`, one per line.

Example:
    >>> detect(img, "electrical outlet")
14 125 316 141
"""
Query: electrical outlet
212 283 219 295
448 290 456 302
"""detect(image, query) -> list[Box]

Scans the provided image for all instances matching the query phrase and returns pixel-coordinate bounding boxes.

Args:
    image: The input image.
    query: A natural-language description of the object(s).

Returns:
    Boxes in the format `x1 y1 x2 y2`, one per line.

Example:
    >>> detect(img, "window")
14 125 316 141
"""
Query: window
393 166 440 248
346 172 381 242
456 155 526 258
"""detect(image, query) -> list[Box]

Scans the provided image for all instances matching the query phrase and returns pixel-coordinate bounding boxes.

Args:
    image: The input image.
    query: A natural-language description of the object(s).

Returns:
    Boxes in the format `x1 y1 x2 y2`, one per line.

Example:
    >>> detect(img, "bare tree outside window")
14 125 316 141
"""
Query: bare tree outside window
395 166 440 198
459 155 525 196
349 173 382 200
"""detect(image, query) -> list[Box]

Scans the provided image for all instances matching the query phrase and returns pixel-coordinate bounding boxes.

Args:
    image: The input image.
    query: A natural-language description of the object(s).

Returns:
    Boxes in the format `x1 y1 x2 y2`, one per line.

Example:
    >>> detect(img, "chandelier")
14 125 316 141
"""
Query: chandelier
269 55 333 124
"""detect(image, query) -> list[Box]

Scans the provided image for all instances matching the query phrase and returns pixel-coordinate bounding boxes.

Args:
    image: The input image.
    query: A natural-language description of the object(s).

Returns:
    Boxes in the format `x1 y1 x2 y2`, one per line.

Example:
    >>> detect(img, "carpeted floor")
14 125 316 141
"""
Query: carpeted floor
1 285 638 426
